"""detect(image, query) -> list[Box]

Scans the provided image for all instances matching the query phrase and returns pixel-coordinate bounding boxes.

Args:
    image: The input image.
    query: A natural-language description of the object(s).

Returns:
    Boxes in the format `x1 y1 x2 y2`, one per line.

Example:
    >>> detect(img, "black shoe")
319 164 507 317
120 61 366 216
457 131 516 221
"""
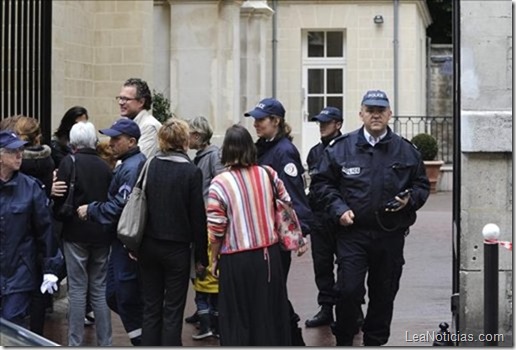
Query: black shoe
305 305 333 328
185 311 199 324
192 314 213 340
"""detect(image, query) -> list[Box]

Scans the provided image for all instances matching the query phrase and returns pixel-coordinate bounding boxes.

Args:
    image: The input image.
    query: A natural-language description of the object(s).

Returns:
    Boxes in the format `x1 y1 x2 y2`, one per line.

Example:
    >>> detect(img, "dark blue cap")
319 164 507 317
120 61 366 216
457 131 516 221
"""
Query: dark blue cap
311 107 343 122
99 118 141 140
244 98 286 119
361 90 390 107
0 130 28 149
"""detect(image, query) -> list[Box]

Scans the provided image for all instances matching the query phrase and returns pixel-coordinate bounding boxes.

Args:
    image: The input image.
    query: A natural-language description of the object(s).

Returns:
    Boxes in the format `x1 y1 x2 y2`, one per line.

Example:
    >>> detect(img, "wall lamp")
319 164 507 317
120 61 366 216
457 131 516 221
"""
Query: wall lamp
374 15 384 24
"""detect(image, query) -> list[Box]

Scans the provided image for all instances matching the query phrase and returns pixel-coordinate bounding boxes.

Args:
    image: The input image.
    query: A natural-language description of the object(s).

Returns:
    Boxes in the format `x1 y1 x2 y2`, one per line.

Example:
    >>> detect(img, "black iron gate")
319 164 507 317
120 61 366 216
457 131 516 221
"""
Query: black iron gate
1 0 52 143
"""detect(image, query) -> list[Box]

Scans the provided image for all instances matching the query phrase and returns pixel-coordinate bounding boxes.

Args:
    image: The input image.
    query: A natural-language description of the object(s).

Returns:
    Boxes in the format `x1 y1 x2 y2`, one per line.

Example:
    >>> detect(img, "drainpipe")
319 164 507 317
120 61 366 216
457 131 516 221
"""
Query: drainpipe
393 0 399 125
271 0 278 98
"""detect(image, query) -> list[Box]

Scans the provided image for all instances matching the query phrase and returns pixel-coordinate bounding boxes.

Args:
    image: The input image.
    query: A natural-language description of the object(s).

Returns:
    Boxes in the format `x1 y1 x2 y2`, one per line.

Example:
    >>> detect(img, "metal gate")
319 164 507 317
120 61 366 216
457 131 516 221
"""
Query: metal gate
0 0 52 143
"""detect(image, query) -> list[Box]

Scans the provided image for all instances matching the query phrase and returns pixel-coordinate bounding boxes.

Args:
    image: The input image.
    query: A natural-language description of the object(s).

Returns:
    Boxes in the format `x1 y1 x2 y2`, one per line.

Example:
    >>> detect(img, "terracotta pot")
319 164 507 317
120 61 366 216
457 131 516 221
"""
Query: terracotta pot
423 160 444 193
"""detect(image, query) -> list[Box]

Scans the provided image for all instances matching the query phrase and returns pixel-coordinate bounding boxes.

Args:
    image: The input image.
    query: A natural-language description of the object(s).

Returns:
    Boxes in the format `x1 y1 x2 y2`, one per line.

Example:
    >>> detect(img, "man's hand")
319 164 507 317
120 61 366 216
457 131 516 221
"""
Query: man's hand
339 210 355 226
77 205 88 220
384 193 410 212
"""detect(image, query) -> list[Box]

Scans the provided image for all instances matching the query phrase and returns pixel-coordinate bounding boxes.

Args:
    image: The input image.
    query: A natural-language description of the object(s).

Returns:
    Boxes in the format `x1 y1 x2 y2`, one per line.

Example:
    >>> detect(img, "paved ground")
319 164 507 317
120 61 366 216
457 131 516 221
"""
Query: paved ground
43 191 453 346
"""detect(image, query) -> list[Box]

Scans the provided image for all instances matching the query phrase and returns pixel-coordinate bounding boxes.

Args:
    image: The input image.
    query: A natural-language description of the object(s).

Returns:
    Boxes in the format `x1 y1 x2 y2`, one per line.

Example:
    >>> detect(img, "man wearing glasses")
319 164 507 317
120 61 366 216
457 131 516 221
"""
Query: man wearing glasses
115 78 162 158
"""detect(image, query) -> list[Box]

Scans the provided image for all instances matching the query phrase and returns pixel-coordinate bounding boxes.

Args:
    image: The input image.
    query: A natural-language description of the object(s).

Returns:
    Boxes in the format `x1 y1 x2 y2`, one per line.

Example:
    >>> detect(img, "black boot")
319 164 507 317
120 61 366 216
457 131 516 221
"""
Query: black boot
305 305 333 328
185 311 199 324
192 314 213 340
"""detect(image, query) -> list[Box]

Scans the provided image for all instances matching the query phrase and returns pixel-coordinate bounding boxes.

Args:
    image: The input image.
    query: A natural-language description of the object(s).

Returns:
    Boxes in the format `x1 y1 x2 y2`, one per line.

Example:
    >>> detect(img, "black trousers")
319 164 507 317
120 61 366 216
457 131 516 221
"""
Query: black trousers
334 229 405 346
310 217 338 307
138 236 191 346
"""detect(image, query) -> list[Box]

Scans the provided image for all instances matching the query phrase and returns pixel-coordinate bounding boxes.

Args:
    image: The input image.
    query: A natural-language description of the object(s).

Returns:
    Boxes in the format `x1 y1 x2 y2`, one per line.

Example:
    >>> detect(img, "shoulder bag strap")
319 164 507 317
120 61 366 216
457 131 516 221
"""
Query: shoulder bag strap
136 156 154 191
69 155 76 189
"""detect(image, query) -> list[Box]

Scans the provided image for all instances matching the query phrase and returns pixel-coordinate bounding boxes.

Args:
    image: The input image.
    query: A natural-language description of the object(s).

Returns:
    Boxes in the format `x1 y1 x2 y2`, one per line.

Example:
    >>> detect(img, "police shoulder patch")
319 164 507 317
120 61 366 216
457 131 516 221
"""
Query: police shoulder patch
284 162 298 177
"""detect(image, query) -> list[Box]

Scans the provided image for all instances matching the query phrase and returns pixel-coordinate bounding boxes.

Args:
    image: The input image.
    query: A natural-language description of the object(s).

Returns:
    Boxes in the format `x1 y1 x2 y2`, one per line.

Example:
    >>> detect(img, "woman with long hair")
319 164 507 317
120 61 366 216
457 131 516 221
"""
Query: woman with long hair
207 124 306 345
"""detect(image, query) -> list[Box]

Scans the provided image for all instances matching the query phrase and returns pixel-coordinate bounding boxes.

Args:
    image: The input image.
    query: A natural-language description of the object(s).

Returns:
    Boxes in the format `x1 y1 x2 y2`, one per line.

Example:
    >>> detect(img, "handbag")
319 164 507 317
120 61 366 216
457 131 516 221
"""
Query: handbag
117 157 153 252
117 153 191 252
55 155 76 220
262 166 305 251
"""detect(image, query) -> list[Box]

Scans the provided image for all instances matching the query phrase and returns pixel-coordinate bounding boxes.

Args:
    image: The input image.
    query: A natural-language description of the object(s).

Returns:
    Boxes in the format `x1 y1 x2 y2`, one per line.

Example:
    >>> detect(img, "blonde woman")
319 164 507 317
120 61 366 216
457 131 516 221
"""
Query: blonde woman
138 118 208 346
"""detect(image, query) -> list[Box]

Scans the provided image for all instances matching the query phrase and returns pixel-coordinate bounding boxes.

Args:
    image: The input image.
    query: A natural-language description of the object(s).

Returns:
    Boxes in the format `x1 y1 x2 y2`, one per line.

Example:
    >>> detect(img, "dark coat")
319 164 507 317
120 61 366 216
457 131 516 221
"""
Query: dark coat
53 148 113 244
20 144 55 198
256 136 314 236
144 153 208 267
87 147 146 229
50 138 72 169
0 172 63 295
311 126 430 231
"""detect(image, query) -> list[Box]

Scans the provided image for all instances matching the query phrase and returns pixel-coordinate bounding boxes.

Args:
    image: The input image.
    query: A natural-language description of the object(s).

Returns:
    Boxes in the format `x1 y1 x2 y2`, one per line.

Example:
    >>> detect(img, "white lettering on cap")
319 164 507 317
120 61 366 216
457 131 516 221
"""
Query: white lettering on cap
257 103 266 109
367 92 385 99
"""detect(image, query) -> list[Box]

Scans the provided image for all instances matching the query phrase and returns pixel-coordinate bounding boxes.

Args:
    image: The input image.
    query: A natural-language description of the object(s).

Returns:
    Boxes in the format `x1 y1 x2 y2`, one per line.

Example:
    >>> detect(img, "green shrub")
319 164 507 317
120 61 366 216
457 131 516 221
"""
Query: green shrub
152 90 173 123
411 133 438 161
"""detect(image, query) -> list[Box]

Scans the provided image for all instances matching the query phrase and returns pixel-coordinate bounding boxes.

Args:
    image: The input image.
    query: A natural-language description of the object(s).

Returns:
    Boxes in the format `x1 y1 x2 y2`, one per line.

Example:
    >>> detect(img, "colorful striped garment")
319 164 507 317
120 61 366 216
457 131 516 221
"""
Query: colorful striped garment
207 165 291 254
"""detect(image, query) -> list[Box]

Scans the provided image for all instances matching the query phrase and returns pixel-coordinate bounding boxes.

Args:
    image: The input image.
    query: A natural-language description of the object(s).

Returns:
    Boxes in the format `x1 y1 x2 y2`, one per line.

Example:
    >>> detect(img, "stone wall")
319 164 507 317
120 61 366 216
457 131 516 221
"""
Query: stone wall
459 0 512 345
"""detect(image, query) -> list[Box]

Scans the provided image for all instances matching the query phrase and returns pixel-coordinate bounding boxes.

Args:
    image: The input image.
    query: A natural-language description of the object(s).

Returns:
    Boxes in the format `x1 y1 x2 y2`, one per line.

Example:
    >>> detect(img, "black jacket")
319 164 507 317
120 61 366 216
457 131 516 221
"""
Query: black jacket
144 153 208 267
21 144 55 198
256 136 314 236
311 126 430 232
54 148 113 244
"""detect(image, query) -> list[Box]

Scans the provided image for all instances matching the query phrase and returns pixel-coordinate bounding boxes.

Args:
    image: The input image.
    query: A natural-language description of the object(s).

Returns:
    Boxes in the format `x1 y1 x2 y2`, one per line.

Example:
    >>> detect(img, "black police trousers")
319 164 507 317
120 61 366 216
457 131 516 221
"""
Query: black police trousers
310 217 338 307
334 228 405 346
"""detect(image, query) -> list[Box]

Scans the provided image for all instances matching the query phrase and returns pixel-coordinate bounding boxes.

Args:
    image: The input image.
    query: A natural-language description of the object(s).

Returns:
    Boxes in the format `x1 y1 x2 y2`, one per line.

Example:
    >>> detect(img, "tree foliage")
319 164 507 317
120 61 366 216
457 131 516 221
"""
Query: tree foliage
426 0 452 44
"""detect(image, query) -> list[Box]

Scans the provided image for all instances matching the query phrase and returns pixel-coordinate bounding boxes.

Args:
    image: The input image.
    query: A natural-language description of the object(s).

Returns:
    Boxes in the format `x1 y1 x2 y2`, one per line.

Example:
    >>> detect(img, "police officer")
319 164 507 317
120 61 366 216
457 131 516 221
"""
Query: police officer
311 90 430 346
0 130 63 326
305 107 342 328
77 118 146 346
245 97 314 345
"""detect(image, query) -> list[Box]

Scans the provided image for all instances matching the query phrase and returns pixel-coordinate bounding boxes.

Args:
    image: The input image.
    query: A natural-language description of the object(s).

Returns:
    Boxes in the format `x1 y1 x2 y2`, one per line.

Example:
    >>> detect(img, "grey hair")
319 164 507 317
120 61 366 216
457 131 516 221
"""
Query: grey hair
188 116 213 146
69 121 98 149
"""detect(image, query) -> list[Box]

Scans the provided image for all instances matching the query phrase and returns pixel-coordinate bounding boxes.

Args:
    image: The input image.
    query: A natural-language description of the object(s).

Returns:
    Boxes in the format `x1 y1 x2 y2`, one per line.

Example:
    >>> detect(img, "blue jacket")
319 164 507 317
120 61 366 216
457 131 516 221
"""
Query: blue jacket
87 147 146 231
311 126 430 232
0 172 63 295
256 137 313 236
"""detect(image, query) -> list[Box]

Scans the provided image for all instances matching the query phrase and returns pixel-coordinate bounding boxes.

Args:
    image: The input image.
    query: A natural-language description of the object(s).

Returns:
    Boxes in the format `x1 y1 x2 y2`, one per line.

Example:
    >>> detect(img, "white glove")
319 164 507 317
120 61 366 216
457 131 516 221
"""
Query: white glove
40 274 59 294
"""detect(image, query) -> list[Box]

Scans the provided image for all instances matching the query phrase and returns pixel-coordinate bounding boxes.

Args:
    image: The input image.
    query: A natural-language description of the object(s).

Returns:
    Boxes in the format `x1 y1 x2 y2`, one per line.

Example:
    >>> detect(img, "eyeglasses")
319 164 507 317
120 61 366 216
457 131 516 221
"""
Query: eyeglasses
115 96 139 103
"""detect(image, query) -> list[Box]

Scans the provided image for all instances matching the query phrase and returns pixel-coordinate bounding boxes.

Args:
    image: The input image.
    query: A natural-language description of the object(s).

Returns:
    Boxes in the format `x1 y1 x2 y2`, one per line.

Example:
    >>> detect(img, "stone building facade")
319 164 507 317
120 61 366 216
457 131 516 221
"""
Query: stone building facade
458 0 512 345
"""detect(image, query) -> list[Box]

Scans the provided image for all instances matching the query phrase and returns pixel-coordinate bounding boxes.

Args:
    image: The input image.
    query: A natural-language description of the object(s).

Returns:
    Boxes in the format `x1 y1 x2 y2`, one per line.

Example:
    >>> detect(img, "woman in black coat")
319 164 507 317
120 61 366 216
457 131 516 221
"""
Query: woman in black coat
53 121 113 346
138 118 208 346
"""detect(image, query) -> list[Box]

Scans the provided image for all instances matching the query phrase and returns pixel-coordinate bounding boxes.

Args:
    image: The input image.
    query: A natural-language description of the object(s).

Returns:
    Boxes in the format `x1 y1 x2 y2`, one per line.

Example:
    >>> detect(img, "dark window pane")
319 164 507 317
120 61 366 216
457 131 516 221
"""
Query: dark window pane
308 69 324 93
327 69 343 93
308 97 324 120
327 32 343 57
327 97 343 111
308 31 324 57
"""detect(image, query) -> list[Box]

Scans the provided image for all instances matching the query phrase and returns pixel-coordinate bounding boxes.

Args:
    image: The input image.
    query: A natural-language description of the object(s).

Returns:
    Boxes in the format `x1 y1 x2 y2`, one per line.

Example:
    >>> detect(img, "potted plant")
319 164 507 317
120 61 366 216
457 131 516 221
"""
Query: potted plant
411 133 444 193
152 90 174 123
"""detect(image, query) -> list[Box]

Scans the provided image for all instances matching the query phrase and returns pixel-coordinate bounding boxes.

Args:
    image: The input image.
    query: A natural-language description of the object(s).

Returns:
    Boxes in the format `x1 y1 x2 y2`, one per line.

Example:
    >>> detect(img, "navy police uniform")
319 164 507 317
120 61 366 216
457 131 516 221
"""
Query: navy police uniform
306 133 341 310
0 171 63 324
311 126 429 345
87 146 146 345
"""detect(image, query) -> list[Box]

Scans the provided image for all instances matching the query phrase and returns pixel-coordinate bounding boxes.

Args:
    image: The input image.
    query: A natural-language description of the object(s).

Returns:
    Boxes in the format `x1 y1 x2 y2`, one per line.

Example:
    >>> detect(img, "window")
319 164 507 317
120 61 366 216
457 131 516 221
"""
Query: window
303 31 346 120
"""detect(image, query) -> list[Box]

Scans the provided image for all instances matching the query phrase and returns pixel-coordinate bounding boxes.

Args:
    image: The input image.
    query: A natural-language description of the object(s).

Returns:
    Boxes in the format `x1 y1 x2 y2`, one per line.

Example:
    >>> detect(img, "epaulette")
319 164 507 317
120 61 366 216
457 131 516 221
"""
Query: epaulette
328 133 349 147
401 136 418 150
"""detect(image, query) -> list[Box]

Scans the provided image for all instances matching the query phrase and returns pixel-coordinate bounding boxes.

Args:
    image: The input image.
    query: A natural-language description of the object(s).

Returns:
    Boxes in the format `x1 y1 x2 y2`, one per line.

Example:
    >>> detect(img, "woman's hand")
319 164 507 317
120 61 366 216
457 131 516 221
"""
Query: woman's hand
211 260 219 278
51 170 67 197
296 237 309 257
